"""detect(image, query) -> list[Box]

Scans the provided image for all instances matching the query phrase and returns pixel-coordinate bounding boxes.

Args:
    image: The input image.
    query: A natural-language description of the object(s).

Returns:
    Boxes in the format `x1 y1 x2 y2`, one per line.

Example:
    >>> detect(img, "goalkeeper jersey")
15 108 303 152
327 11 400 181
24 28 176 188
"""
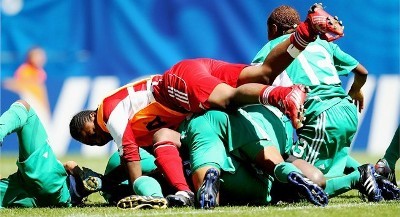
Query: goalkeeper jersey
96 76 187 161
252 34 359 119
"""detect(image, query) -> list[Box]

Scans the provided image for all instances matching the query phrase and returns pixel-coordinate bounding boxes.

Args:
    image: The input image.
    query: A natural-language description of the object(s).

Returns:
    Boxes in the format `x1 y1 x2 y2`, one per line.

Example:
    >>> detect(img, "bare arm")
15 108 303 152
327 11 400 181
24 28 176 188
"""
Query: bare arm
348 63 368 112
125 160 143 184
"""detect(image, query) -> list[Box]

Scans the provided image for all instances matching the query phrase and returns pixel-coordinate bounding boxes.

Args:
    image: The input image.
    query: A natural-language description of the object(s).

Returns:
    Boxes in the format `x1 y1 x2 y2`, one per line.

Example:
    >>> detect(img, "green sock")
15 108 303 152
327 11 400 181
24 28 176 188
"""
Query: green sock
274 162 301 183
0 102 28 142
133 176 164 197
383 126 400 170
345 156 361 172
325 170 360 198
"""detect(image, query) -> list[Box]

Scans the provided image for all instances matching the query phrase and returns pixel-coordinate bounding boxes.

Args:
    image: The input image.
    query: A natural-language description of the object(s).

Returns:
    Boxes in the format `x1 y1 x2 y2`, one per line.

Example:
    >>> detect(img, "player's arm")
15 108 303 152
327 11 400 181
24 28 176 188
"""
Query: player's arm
103 100 143 185
108 121 143 184
348 63 368 112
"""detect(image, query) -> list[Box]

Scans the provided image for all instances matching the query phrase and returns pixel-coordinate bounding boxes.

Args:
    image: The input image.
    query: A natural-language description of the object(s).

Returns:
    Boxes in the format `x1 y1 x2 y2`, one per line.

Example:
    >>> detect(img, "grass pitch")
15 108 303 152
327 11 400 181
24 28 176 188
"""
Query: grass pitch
1 152 399 217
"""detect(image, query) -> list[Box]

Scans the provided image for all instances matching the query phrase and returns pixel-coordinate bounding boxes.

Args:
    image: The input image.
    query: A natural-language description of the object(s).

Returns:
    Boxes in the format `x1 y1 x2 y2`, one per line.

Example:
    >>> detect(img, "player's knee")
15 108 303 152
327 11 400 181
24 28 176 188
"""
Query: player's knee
309 172 326 188
153 128 181 144
208 84 236 109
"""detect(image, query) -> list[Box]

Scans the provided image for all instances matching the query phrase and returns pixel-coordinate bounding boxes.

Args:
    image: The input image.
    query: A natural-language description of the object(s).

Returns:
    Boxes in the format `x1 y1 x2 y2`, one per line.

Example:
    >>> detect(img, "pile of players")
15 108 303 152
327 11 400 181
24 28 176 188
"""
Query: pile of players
1 3 399 209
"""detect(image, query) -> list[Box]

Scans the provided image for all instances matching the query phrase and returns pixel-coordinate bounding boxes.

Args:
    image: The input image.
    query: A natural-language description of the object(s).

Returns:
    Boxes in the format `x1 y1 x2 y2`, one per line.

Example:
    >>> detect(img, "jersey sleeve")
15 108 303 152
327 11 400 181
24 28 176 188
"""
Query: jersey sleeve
330 43 359 76
103 98 140 162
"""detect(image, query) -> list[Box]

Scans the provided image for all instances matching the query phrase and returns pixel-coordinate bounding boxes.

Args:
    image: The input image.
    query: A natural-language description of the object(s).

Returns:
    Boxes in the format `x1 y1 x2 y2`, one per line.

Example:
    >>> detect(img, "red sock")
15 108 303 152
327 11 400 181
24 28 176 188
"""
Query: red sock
290 21 317 50
153 141 191 192
259 85 291 110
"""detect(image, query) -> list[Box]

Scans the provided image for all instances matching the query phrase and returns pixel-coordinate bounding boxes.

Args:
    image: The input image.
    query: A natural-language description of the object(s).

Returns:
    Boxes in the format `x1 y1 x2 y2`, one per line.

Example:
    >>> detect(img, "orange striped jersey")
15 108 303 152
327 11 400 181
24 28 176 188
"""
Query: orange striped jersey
96 76 188 161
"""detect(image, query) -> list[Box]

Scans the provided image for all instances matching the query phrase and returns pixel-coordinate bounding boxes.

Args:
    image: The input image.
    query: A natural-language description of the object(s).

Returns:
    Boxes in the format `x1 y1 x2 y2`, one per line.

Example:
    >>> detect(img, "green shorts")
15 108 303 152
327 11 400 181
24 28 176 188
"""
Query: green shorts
179 105 293 205
291 99 358 177
180 105 293 171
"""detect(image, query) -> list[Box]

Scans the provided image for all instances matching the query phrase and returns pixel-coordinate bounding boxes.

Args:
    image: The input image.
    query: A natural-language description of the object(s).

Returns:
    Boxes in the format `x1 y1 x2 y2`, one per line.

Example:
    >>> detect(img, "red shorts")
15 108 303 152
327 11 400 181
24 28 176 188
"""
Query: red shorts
153 58 247 113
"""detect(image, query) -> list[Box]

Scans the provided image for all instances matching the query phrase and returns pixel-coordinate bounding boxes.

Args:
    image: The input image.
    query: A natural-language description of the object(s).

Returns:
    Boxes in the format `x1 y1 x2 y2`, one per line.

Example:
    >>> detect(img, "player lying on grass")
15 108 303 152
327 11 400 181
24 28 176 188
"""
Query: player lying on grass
0 100 105 208
251 4 400 202
69 2 344 207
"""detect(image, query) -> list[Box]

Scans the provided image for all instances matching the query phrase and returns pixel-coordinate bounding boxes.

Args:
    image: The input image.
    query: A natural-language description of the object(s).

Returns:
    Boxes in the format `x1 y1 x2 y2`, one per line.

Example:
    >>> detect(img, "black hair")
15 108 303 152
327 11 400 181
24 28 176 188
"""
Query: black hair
267 5 301 35
69 110 95 141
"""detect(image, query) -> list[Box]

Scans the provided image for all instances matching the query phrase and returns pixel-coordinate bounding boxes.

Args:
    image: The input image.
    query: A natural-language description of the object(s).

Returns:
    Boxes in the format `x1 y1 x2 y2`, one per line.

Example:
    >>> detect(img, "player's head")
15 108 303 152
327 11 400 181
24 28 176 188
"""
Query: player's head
267 5 300 40
69 110 112 146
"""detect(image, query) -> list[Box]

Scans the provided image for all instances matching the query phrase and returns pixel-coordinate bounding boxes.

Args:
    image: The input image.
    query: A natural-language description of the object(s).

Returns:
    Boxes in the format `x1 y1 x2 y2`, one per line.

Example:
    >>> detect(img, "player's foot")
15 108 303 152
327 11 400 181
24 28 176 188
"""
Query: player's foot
288 172 328 206
166 190 195 207
357 164 383 202
197 168 220 209
117 195 168 209
374 174 400 200
375 159 397 186
282 85 307 129
306 3 344 41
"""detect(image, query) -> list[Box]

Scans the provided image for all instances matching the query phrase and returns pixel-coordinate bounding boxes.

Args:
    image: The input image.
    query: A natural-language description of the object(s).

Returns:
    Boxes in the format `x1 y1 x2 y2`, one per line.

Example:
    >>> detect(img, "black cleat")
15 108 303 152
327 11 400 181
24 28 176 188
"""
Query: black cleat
288 172 328 206
197 168 220 209
358 164 383 202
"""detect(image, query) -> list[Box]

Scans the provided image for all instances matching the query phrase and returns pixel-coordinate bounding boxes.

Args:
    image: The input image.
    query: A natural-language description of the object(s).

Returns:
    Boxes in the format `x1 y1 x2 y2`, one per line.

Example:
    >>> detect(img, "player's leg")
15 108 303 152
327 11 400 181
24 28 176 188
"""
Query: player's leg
152 128 194 207
232 106 327 206
100 150 163 206
0 100 70 207
241 141 328 206
117 176 168 210
375 125 399 185
179 112 237 209
0 100 40 161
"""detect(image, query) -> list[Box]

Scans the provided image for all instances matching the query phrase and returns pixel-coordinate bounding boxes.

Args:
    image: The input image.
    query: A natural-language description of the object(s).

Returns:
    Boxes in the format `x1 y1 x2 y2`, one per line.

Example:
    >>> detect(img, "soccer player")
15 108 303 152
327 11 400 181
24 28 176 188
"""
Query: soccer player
174 104 328 208
0 100 169 209
69 3 344 206
0 100 111 208
0 100 71 208
251 5 388 202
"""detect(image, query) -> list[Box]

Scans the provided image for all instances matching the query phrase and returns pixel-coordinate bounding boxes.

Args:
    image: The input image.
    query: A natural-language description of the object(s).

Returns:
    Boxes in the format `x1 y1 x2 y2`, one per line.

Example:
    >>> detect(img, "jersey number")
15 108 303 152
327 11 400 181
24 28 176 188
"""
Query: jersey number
146 116 167 131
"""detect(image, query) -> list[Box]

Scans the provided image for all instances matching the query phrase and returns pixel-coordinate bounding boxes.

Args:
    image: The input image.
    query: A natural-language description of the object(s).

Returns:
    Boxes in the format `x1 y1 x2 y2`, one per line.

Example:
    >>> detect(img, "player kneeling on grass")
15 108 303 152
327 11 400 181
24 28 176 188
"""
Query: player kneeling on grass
173 104 328 208
0 100 102 208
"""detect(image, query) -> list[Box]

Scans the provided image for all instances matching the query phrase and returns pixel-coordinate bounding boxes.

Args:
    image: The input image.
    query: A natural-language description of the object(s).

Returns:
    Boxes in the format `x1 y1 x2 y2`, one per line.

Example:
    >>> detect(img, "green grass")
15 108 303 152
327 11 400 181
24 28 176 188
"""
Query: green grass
1 152 399 217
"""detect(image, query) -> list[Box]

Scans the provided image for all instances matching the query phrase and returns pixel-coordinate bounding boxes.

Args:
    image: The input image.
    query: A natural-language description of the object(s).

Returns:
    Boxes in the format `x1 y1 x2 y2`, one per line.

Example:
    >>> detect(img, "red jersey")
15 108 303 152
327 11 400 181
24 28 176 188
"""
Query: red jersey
96 76 187 161
96 58 246 162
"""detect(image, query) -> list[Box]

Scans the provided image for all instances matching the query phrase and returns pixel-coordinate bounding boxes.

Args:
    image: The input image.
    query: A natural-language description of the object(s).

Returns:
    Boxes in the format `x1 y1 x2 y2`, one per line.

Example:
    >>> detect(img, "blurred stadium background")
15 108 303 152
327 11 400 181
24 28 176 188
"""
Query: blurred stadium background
1 0 399 157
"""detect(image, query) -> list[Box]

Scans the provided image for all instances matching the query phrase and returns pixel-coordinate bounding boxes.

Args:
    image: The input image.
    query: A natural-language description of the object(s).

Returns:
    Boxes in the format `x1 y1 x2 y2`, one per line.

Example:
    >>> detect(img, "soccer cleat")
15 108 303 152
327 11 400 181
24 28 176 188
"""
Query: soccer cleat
375 159 397 186
288 172 328 206
117 195 168 209
306 3 344 42
374 174 400 201
357 164 383 202
197 168 220 209
166 190 195 207
281 85 307 129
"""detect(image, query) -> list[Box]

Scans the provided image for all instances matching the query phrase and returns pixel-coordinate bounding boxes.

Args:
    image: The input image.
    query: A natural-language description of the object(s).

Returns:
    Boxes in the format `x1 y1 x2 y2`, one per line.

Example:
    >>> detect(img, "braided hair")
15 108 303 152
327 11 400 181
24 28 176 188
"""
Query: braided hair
69 110 95 141
267 5 300 36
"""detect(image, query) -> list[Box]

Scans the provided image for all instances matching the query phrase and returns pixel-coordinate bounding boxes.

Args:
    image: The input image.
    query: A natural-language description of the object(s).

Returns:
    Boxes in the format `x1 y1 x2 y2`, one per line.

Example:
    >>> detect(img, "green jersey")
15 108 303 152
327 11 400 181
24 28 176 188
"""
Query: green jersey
252 35 359 119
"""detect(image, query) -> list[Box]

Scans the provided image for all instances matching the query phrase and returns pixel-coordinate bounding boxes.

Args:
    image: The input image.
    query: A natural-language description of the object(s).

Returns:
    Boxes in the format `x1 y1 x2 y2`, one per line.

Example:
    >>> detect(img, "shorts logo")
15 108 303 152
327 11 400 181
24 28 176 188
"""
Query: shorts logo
43 151 48 158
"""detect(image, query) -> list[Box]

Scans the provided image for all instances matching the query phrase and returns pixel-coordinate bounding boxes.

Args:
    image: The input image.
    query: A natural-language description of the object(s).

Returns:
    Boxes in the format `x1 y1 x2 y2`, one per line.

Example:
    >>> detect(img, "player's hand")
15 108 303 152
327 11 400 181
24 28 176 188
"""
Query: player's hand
348 88 364 113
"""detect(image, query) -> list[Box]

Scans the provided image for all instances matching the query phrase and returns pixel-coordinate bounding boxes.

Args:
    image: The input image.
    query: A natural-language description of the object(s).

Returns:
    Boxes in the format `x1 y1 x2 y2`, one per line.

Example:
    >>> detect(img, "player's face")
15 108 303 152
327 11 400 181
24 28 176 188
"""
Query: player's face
79 119 111 146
